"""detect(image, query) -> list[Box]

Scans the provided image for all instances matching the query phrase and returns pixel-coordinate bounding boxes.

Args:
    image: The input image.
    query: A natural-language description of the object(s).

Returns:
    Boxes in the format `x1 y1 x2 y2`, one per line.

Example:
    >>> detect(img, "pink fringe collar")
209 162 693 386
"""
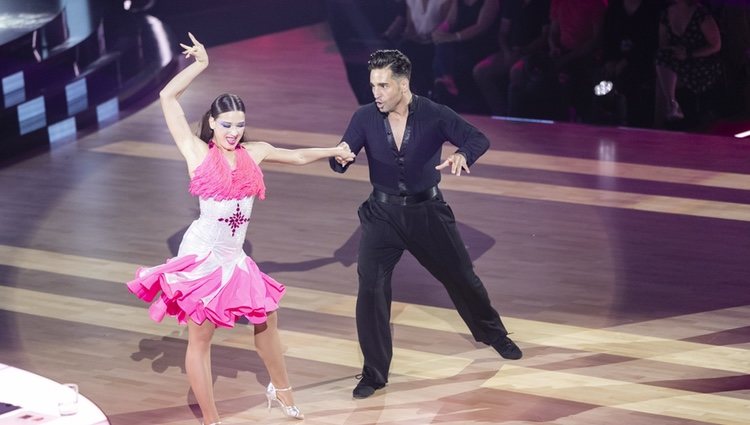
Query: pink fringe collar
189 143 266 200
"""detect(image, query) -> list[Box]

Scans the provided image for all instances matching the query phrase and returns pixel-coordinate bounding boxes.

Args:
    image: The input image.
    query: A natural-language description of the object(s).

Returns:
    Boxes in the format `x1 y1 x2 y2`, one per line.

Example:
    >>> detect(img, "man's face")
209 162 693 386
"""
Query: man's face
370 67 406 113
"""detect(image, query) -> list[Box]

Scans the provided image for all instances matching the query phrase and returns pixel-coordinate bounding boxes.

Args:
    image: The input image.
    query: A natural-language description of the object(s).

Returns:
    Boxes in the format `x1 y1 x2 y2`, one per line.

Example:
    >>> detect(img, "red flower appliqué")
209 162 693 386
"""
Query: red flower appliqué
218 203 250 236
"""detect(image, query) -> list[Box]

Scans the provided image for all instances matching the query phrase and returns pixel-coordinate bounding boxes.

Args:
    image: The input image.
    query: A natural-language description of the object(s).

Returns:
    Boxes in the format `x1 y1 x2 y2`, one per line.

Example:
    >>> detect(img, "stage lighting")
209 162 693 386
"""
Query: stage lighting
17 96 46 135
3 71 25 108
65 78 88 115
48 117 77 144
594 80 613 96
96 97 119 125
124 0 156 12
592 80 626 125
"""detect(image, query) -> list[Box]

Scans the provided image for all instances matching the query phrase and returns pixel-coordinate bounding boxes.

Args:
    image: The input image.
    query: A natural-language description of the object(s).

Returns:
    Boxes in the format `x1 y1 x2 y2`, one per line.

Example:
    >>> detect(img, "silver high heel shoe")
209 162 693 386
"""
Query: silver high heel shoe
266 383 304 420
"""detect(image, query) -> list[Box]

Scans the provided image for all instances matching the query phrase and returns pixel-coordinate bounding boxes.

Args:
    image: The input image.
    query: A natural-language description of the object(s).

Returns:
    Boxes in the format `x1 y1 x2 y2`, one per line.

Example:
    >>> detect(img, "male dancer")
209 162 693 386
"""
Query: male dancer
331 50 522 399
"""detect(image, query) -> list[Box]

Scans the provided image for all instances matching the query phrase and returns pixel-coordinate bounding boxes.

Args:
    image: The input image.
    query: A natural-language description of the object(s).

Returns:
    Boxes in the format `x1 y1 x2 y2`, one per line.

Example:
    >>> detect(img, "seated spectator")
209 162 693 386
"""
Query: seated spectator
507 0 606 120
325 0 404 104
431 0 501 111
472 0 551 115
598 0 663 127
546 0 608 120
654 0 721 123
383 0 452 96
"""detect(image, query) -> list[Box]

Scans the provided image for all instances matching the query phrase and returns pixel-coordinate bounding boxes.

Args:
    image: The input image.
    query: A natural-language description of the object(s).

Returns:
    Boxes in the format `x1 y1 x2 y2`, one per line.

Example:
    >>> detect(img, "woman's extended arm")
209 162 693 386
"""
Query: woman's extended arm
246 142 355 166
160 32 209 167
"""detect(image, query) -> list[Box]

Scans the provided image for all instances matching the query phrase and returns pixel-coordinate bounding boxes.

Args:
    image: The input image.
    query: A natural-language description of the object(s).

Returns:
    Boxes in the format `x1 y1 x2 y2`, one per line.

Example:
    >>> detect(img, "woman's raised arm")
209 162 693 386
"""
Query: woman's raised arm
160 32 209 166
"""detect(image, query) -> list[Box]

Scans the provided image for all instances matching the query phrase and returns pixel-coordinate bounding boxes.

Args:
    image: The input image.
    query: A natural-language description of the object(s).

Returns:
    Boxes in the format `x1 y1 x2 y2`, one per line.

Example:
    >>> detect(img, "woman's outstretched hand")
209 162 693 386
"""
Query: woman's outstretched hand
180 32 208 65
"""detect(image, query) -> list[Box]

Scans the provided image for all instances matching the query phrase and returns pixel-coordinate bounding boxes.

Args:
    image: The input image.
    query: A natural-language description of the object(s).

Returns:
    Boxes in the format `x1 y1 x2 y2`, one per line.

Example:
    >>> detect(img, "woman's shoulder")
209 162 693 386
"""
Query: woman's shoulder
240 140 273 152
239 140 273 164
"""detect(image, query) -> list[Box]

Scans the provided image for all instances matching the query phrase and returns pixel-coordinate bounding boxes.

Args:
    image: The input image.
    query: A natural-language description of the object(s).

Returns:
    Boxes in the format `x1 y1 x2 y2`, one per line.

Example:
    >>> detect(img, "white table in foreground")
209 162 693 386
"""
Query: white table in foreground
0 364 109 425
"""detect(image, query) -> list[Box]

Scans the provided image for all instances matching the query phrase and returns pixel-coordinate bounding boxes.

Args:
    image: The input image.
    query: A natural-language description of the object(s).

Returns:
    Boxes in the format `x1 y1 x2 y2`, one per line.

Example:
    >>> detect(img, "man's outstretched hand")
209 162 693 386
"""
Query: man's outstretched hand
436 153 469 176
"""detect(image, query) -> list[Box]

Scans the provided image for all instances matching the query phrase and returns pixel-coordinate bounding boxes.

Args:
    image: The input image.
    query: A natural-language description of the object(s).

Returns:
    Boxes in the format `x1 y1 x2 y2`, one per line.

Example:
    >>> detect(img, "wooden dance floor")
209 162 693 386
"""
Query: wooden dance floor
1 24 748 425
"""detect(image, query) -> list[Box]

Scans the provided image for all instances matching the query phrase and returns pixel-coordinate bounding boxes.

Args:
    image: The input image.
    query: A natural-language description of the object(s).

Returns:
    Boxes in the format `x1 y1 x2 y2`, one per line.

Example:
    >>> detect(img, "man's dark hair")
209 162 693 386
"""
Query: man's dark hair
367 50 411 80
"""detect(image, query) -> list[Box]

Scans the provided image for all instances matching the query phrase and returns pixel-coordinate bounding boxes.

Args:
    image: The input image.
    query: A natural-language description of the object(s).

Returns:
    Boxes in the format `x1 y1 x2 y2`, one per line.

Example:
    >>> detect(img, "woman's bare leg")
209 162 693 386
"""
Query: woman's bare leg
254 311 297 406
655 64 678 104
655 64 683 121
186 319 220 424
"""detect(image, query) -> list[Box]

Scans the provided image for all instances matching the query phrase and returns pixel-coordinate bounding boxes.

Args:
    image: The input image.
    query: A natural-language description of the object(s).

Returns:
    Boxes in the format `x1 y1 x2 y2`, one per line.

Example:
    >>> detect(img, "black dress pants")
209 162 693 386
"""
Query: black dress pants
356 192 508 385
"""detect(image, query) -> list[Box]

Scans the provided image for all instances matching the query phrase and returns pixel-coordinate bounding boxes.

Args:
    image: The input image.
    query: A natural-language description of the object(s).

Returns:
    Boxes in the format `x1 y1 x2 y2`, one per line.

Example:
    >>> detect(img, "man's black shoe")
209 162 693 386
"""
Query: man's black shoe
353 375 385 399
492 336 523 360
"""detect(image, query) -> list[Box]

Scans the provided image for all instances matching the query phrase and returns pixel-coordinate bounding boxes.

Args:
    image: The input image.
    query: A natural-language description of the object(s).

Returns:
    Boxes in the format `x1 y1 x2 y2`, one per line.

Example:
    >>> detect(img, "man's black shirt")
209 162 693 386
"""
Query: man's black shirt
330 95 490 196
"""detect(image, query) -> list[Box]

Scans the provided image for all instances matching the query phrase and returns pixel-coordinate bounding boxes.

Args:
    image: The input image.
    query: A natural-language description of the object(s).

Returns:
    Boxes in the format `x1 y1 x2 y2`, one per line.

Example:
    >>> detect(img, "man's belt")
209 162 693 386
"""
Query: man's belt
372 186 439 206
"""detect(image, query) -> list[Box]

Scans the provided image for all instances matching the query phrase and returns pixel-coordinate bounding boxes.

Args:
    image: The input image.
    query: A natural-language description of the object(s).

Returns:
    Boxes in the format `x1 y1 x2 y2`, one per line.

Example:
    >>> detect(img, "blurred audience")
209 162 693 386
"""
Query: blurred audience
327 0 749 133
325 0 404 104
472 0 550 115
597 0 662 126
431 0 501 111
383 0 452 96
547 0 608 120
707 0 750 118
504 0 606 120
654 0 722 125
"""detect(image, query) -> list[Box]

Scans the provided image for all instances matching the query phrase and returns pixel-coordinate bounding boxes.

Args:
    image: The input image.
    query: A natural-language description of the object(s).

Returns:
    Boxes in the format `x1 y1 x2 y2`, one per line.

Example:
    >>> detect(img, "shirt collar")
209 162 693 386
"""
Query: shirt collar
408 94 417 114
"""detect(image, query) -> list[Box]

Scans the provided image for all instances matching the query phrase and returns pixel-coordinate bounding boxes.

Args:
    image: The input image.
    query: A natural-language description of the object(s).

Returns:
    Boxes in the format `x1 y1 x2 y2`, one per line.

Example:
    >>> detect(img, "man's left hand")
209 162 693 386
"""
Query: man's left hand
436 153 469 176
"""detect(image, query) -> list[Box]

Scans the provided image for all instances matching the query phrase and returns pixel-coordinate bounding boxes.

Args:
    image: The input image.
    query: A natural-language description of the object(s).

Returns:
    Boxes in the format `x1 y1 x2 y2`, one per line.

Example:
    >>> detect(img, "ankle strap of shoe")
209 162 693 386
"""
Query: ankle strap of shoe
275 386 293 391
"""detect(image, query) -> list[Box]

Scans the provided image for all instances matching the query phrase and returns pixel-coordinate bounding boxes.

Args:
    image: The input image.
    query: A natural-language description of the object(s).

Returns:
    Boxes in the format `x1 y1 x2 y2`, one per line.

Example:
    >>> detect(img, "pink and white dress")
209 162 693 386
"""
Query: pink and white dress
127 143 285 328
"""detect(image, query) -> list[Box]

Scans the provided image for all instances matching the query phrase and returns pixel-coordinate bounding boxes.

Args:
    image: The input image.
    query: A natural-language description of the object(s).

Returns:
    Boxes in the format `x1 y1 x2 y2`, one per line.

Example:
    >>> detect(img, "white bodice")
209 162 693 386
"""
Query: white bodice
178 196 256 260
166 196 257 301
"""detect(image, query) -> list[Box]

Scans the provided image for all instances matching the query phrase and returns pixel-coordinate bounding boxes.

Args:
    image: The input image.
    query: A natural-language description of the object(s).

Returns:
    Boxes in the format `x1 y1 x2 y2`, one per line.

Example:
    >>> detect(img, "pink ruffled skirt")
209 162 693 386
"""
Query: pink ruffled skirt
127 253 285 328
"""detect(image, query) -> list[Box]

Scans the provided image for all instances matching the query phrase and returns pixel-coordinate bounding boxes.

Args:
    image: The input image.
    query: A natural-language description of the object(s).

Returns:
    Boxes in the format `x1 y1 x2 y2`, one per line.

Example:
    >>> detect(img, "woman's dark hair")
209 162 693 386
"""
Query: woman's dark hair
196 93 247 143
367 49 411 80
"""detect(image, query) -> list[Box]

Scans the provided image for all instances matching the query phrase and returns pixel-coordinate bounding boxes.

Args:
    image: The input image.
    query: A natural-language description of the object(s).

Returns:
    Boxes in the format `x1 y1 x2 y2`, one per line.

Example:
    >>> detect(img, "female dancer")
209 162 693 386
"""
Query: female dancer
127 33 354 424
